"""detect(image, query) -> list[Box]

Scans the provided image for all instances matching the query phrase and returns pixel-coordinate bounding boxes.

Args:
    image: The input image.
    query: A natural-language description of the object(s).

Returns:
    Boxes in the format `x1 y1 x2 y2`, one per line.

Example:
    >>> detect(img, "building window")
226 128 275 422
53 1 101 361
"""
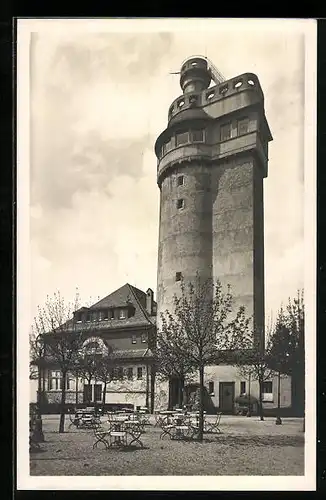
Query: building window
234 79 243 89
262 381 273 402
220 123 231 141
49 371 71 390
92 311 98 322
103 309 109 320
119 309 126 319
132 335 137 344
86 312 91 323
137 367 143 380
127 367 133 380
75 312 82 322
189 94 198 104
206 90 215 100
141 333 147 343
208 381 214 395
177 175 184 186
176 131 189 146
109 309 115 319
191 128 204 142
240 381 246 394
177 198 184 209
175 272 182 282
94 384 102 402
219 84 228 95
178 99 185 108
238 117 249 136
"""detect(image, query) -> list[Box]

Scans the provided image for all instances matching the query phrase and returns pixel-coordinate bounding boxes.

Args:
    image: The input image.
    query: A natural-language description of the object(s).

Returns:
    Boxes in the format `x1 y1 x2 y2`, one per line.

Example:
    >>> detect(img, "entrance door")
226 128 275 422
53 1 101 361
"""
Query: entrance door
219 382 235 413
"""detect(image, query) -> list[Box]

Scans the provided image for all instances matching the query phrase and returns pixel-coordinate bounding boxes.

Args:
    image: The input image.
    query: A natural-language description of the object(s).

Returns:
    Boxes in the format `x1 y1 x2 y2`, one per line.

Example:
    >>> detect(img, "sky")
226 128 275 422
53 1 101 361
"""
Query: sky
25 19 310 323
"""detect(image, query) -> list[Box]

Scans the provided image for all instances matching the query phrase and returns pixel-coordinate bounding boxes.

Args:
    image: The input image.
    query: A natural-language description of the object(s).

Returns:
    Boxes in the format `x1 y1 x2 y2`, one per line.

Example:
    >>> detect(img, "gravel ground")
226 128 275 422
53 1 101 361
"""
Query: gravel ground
30 415 304 476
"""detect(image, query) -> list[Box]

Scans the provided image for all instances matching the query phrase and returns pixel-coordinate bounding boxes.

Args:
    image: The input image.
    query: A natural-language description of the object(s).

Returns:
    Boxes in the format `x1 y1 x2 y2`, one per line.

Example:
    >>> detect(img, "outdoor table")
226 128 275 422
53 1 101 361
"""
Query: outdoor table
102 419 144 449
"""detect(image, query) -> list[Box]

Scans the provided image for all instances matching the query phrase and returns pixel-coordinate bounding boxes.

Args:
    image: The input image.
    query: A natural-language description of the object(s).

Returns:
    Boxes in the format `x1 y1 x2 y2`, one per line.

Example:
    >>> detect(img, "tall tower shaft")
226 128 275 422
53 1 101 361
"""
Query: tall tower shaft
155 56 272 342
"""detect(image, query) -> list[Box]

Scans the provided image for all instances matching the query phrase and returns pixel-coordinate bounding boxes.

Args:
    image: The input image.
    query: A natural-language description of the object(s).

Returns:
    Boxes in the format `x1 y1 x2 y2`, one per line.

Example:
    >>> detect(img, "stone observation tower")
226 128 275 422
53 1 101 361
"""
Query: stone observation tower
154 56 272 342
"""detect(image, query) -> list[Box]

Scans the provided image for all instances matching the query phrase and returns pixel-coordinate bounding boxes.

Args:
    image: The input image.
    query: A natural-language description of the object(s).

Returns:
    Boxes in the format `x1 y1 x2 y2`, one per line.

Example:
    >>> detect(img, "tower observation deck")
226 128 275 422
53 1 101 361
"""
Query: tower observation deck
154 56 272 345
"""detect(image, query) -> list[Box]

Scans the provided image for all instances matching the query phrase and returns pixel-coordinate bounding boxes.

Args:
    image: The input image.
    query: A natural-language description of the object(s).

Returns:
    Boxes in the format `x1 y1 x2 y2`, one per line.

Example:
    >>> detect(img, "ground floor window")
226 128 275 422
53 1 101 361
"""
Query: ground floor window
262 381 273 402
48 370 71 390
240 381 246 394
83 384 102 403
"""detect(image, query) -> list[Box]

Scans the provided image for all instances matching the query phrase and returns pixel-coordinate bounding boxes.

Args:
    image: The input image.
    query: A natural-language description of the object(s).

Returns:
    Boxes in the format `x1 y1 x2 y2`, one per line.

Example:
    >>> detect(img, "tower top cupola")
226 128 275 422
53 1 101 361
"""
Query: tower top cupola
179 56 211 94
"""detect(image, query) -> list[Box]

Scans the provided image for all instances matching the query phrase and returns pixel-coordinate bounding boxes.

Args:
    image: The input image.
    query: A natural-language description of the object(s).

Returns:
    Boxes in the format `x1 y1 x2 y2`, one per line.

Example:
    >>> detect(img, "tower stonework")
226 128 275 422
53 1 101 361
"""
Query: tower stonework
155 57 272 343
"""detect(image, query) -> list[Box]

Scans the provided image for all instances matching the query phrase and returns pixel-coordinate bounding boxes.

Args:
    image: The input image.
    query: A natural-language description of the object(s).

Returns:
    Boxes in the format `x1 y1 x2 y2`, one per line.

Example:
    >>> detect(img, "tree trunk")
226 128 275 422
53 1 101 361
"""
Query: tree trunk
198 365 205 442
247 372 252 417
168 379 173 410
75 375 79 406
145 364 150 409
37 367 42 417
102 380 107 410
59 372 67 433
258 379 264 421
275 370 282 425
179 377 185 408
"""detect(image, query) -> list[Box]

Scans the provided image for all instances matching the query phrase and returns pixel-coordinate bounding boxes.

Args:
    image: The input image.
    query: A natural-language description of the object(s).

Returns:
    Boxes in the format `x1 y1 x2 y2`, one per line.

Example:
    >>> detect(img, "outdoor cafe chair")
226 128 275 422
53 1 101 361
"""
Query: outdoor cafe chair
93 426 110 450
204 412 222 434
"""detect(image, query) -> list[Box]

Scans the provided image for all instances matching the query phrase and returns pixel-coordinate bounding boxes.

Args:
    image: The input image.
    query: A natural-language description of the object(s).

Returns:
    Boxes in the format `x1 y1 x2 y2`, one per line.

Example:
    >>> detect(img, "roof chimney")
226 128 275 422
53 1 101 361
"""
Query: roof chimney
146 288 154 315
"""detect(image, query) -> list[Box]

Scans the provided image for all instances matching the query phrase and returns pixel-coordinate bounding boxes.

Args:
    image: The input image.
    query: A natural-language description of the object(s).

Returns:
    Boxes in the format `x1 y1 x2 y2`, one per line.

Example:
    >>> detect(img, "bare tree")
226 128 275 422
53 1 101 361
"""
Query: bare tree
233 329 274 421
154 328 195 409
32 291 84 433
158 275 251 441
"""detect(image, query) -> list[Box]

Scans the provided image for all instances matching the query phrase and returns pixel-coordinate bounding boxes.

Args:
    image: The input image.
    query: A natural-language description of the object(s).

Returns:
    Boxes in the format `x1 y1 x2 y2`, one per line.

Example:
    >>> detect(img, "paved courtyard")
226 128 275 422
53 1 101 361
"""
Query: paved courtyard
30 414 304 476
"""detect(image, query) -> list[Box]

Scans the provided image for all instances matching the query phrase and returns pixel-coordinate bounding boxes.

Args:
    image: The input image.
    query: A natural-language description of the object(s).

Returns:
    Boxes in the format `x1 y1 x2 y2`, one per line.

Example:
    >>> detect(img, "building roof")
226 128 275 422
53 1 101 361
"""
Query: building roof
88 283 156 328
113 348 154 360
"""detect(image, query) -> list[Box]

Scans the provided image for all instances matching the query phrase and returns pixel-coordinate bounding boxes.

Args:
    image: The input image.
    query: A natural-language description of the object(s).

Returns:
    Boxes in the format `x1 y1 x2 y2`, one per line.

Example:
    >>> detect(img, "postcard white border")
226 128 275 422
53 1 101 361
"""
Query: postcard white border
16 18 317 491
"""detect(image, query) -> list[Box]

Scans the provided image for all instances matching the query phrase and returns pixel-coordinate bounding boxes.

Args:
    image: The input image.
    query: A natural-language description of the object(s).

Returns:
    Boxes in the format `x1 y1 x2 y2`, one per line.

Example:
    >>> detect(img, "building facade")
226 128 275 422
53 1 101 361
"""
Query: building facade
36 284 157 412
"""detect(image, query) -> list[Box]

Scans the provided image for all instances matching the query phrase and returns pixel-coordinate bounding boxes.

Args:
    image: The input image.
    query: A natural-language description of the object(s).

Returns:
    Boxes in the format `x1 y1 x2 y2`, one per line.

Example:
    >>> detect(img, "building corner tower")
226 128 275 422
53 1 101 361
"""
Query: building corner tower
154 56 272 348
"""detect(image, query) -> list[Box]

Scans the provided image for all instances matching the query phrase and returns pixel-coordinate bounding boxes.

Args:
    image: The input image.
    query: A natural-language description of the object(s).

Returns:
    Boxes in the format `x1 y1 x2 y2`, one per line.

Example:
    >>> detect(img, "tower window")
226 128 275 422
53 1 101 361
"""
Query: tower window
219 84 228 95
234 79 243 89
177 175 184 186
176 199 184 209
176 131 189 146
240 381 246 394
238 117 249 136
178 100 185 108
248 79 255 86
191 128 204 142
132 335 137 344
220 123 231 141
137 367 143 380
175 272 182 282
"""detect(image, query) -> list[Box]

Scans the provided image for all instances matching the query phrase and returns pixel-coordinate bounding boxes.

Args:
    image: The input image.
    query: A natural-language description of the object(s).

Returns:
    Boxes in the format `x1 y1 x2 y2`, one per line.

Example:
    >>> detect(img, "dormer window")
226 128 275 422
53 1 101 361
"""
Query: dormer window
119 309 126 320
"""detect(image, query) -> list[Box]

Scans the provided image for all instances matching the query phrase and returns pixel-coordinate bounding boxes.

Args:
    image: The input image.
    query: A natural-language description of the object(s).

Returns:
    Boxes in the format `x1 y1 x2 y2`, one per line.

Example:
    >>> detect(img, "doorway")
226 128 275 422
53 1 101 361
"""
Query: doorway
219 382 235 413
